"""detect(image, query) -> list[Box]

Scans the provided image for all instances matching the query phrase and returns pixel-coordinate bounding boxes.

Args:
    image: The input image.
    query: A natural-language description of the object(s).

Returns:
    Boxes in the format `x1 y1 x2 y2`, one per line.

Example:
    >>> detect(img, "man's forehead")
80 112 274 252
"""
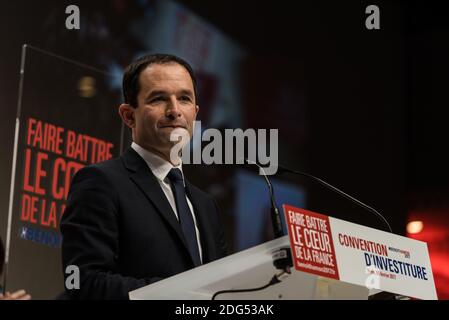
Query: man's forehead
138 63 193 92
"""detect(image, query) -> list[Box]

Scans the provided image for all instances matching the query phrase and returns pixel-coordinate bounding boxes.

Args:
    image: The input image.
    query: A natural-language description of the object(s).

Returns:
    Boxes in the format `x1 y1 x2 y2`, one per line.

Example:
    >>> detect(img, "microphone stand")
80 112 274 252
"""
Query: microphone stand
243 159 293 273
276 165 393 233
244 159 284 238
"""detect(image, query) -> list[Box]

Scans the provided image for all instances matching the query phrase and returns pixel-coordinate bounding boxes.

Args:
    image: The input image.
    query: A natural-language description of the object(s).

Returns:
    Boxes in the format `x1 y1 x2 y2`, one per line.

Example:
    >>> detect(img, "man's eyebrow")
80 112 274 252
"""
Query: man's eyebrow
178 89 194 97
144 89 193 100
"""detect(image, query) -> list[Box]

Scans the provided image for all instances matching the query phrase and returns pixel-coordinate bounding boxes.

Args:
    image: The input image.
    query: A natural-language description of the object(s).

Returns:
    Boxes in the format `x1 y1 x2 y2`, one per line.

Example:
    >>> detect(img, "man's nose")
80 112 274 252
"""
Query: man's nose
165 96 181 118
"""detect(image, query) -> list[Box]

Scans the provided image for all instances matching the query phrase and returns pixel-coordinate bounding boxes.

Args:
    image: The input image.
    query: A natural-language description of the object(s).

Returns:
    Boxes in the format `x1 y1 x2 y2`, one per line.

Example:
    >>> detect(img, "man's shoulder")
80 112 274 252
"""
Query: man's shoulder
71 155 127 186
78 155 124 174
90 156 124 171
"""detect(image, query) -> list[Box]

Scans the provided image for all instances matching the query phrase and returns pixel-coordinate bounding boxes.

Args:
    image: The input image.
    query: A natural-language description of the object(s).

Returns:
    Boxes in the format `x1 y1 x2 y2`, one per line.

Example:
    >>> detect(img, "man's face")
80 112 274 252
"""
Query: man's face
127 63 198 159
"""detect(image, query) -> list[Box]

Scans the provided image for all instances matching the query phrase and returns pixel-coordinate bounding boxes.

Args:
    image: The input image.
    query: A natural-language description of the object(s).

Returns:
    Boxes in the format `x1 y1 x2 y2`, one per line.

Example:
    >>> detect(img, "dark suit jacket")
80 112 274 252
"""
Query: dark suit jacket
60 147 228 300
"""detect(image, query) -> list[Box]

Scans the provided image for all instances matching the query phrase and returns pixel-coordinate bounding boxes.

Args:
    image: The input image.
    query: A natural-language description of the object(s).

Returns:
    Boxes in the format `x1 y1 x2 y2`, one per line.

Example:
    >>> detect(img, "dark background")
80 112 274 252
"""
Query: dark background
0 0 448 298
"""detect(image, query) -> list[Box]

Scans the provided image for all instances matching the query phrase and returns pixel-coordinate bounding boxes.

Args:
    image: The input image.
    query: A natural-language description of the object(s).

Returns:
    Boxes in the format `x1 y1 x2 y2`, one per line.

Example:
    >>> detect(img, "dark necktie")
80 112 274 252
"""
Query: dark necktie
167 168 201 267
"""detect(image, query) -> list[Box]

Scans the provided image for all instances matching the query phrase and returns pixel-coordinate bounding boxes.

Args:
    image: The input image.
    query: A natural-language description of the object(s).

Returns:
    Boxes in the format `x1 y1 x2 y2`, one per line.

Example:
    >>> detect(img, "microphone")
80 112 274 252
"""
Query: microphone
243 159 284 238
210 159 292 300
243 159 293 274
276 164 393 233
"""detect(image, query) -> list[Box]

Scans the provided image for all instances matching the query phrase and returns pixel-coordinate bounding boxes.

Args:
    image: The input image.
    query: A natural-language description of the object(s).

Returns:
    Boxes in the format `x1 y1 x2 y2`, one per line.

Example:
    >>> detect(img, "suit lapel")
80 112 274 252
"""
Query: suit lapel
122 148 190 254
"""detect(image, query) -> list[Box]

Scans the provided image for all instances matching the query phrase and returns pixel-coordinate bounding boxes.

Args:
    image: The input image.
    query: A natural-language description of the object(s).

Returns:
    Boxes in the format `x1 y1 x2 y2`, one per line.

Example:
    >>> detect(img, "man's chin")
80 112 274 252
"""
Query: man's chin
168 127 191 144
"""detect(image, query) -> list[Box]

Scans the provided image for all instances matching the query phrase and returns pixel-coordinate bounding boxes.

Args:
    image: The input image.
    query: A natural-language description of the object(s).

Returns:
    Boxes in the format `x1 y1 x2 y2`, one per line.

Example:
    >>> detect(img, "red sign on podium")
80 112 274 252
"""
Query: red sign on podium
283 204 340 279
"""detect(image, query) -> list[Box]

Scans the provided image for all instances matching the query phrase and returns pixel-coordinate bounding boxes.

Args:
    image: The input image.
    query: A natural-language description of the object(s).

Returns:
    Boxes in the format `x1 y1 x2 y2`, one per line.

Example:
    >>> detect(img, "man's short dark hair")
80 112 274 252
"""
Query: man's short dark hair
122 53 198 108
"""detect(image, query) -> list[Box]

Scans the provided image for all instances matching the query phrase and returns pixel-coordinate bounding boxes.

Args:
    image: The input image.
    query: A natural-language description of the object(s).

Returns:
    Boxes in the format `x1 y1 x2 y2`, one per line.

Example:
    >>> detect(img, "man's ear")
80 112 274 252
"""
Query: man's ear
118 104 135 128
195 105 199 116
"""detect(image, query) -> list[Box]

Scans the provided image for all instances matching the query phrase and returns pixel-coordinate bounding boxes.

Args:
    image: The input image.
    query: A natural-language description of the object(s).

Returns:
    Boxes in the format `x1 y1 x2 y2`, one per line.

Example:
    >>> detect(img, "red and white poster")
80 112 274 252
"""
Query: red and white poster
20 117 114 240
5 46 123 299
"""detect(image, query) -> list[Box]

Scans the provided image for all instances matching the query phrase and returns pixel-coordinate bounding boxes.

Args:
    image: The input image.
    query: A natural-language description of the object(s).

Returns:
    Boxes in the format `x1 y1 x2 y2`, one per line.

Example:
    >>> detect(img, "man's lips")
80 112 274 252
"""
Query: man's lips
159 125 187 129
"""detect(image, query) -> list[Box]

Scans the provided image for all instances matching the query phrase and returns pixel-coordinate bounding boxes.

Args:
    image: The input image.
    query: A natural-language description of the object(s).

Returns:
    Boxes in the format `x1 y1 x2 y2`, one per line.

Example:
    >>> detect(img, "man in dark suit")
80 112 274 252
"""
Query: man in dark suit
60 54 228 300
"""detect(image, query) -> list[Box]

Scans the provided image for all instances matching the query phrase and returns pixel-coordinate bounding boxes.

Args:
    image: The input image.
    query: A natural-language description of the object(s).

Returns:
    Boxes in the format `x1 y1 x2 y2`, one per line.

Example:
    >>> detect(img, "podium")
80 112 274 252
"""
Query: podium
130 205 437 300
129 235 373 300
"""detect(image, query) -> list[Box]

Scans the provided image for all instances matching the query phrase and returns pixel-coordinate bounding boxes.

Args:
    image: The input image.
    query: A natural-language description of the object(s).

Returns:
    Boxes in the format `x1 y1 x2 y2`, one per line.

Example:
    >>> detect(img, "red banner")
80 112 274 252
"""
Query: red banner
283 204 340 280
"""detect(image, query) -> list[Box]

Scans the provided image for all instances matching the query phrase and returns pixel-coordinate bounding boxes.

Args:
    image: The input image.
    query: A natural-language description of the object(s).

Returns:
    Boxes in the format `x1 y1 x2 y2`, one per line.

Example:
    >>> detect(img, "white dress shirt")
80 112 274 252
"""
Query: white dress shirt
131 142 203 262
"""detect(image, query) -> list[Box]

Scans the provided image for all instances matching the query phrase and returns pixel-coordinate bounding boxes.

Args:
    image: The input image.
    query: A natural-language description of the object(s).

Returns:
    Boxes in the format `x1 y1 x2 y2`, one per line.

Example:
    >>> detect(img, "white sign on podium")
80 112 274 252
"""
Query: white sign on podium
283 205 437 300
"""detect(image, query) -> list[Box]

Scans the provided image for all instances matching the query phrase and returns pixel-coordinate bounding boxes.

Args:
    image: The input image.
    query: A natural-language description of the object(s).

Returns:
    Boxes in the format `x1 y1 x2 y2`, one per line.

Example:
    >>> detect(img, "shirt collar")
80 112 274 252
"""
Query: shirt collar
131 142 185 185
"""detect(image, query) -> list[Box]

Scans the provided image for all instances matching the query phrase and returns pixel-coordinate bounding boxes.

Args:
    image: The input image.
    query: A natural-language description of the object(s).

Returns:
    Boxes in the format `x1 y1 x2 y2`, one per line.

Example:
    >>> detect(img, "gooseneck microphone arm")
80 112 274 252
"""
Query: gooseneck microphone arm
244 159 284 238
210 159 289 299
276 165 393 233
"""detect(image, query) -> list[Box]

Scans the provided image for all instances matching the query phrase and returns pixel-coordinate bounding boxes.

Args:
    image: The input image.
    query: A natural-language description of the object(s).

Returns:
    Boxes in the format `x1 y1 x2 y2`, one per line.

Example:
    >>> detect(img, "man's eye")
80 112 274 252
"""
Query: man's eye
179 96 192 102
150 96 165 103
